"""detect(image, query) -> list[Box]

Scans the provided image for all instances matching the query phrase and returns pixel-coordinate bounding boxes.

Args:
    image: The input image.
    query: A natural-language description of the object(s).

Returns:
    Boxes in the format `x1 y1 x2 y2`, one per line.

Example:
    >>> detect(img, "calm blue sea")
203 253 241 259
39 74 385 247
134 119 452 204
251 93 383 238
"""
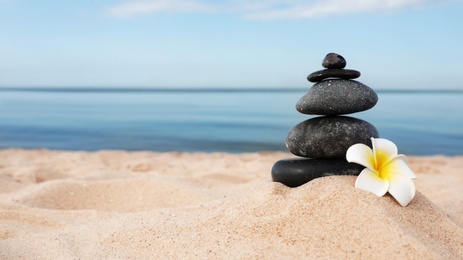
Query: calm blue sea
0 88 461 155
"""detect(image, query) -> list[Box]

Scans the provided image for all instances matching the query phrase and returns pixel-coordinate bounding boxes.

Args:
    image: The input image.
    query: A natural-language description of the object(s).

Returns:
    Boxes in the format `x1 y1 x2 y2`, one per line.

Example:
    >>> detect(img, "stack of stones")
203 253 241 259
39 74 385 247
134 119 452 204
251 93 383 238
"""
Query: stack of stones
272 53 379 187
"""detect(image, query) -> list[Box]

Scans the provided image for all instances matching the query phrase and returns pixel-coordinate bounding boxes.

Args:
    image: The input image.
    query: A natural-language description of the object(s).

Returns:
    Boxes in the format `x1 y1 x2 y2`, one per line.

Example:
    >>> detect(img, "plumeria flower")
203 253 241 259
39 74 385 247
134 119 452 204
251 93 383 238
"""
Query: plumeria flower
346 137 417 207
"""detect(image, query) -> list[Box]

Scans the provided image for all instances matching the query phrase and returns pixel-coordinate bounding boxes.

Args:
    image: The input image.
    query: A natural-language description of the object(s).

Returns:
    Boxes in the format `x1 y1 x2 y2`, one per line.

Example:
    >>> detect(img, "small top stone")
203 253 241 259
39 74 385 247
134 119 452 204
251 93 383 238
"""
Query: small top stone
322 53 346 69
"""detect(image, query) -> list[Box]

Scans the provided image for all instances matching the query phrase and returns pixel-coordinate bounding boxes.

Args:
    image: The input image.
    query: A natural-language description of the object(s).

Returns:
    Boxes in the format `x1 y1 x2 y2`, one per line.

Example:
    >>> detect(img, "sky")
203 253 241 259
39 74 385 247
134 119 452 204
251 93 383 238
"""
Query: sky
0 0 462 90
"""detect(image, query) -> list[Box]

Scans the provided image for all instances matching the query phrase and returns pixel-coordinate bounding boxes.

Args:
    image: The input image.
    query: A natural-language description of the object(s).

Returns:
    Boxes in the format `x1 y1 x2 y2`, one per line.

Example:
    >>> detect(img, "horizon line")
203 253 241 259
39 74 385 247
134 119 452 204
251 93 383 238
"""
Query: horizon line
0 86 462 94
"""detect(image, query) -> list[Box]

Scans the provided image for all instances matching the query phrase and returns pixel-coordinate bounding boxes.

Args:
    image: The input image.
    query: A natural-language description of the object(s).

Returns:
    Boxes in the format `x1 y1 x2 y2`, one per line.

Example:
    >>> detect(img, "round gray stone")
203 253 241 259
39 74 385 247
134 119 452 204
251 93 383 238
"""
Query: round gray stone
286 116 379 159
271 158 364 187
296 79 378 115
307 69 360 83
322 53 346 69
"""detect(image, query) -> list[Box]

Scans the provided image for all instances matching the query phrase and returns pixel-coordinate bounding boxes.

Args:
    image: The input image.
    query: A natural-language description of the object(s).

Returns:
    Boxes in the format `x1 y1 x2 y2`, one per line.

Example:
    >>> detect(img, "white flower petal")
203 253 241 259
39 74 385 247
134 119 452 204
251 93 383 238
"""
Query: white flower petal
387 173 416 207
346 143 375 172
382 155 417 179
371 138 398 168
355 168 389 197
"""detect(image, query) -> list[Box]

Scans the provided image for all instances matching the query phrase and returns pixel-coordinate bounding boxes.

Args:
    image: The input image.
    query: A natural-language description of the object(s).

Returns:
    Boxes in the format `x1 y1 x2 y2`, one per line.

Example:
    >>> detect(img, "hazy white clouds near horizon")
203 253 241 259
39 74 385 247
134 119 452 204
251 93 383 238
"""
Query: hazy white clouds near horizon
105 0 451 19
105 0 218 18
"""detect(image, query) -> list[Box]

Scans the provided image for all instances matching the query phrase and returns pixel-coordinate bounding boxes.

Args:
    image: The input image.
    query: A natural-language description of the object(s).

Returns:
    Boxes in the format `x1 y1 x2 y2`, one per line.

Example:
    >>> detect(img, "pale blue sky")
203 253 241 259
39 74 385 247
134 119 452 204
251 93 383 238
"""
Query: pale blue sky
1 0 462 89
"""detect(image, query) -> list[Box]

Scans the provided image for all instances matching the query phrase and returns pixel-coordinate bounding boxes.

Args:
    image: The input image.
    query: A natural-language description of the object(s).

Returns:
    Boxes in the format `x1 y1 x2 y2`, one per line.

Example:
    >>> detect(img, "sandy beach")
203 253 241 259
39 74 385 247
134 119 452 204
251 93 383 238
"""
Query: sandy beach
0 149 462 259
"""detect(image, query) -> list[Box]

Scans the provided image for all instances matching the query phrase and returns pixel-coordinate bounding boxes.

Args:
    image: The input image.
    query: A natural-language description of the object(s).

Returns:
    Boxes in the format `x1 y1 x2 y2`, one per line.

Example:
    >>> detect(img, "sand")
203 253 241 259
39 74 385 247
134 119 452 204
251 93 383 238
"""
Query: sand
0 149 462 259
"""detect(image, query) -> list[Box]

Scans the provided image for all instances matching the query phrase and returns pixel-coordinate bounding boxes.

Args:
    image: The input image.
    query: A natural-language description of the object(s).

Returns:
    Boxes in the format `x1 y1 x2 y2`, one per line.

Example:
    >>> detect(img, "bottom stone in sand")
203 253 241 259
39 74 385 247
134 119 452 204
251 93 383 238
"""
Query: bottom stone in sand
271 158 365 187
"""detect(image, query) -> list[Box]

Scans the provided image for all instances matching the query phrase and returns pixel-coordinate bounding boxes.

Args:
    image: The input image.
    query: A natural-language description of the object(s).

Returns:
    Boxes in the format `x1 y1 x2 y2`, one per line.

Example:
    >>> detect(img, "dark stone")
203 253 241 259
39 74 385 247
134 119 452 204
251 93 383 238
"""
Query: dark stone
296 79 378 115
271 158 364 187
322 53 346 69
286 116 379 159
307 69 360 83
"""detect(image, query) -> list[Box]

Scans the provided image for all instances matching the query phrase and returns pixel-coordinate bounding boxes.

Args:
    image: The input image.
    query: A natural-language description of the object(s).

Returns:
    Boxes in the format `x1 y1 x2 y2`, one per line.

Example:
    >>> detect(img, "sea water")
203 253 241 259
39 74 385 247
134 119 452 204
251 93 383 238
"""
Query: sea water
0 89 461 155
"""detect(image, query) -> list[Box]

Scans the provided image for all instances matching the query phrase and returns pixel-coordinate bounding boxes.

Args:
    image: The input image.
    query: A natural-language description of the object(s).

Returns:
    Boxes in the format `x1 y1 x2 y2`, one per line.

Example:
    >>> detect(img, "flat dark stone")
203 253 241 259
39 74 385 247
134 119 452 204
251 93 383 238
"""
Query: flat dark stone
296 79 378 115
307 69 360 82
322 53 346 69
286 116 379 159
271 158 364 187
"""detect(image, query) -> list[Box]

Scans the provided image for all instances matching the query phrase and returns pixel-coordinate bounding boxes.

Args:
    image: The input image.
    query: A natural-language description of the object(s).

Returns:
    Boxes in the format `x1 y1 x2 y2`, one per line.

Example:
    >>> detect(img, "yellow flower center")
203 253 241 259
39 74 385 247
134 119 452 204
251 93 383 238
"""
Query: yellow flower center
374 149 394 180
